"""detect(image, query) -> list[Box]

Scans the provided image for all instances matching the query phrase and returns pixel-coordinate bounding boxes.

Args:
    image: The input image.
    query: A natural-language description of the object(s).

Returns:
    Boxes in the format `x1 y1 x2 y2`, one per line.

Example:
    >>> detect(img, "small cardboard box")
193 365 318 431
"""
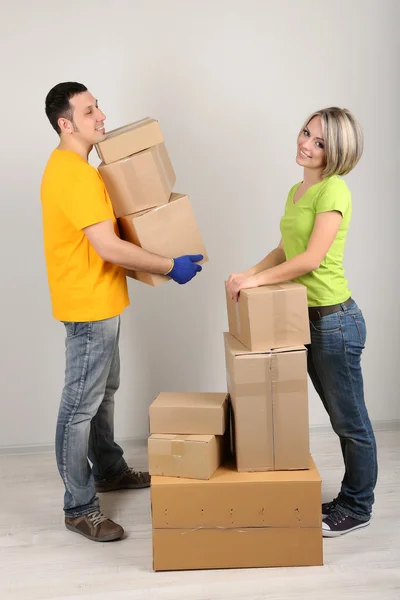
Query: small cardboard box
226 281 311 351
95 117 164 164
149 392 228 435
151 457 322 571
118 193 208 286
224 332 310 472
99 143 175 218
148 434 223 480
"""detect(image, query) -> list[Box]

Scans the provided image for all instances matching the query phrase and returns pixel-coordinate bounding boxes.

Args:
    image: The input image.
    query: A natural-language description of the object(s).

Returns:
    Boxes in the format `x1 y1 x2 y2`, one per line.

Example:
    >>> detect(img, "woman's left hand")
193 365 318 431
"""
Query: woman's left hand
226 273 259 301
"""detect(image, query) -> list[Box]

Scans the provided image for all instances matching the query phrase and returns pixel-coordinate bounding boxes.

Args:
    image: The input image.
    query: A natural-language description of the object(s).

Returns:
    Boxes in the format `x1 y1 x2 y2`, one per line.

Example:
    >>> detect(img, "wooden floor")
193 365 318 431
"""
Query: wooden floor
1 429 399 600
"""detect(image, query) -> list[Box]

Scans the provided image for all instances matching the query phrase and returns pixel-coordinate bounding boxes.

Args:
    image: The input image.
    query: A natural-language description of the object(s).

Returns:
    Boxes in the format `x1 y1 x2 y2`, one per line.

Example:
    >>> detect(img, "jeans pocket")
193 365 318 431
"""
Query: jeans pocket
63 321 77 337
310 312 341 334
353 315 367 347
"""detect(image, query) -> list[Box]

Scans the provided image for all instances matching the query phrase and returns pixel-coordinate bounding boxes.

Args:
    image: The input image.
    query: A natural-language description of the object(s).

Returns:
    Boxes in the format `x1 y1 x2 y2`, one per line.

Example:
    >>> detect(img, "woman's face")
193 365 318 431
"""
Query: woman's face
296 116 326 171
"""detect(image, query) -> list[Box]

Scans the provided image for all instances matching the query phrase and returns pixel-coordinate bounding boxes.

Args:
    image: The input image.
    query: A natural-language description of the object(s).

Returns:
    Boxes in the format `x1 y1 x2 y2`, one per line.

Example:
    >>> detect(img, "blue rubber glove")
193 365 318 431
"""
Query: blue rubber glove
167 254 204 284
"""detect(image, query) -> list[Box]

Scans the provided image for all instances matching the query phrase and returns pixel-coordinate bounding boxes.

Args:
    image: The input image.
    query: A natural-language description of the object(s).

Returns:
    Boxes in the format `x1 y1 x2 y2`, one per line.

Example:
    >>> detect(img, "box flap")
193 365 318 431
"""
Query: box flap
241 282 305 297
223 332 305 356
151 392 228 409
149 434 215 444
151 455 320 487
103 117 155 139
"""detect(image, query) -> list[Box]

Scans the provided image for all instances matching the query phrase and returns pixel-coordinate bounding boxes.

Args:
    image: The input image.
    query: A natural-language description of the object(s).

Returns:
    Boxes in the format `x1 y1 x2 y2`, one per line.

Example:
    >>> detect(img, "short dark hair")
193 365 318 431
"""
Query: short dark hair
45 82 88 134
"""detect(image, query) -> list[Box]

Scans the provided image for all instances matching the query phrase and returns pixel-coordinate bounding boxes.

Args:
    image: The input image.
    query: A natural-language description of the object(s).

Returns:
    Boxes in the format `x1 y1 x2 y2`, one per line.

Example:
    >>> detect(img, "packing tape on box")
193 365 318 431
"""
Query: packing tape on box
154 143 175 191
227 375 306 398
272 285 289 346
235 302 241 337
269 355 276 465
171 436 187 458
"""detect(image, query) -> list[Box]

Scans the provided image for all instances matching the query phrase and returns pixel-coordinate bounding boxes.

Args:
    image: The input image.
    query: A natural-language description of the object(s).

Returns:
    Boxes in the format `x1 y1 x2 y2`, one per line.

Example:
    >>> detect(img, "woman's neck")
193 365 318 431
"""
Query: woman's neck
302 167 324 187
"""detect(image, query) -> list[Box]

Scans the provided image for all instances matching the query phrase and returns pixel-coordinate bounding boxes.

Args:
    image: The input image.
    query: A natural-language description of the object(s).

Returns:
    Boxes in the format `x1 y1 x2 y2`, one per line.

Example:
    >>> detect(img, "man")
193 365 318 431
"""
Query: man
41 82 203 543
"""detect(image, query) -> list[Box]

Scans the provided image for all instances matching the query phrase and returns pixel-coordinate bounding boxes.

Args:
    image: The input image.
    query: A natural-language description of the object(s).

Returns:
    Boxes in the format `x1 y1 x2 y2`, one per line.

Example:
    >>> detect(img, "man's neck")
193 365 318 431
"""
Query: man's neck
57 137 93 162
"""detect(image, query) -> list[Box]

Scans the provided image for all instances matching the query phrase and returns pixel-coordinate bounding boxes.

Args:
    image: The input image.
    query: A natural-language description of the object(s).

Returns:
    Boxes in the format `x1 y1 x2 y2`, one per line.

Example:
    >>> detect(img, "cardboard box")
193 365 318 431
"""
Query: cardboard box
95 117 164 164
99 143 175 218
148 434 223 480
151 457 322 570
149 392 228 435
118 193 208 286
226 281 311 351
224 332 310 471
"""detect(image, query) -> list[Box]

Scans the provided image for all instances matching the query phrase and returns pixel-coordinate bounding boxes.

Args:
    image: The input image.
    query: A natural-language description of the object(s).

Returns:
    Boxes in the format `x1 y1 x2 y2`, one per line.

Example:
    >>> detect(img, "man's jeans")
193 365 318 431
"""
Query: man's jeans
307 300 378 521
56 316 127 517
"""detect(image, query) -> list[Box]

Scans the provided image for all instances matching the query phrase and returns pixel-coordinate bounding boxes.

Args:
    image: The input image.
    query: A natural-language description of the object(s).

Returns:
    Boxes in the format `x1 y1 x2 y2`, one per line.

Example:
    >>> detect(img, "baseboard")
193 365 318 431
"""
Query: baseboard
310 420 400 435
0 435 147 457
1 421 399 456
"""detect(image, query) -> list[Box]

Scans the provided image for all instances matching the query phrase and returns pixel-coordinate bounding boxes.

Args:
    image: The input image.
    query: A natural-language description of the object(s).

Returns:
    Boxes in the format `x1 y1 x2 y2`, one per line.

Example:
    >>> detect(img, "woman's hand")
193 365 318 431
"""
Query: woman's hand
226 272 259 302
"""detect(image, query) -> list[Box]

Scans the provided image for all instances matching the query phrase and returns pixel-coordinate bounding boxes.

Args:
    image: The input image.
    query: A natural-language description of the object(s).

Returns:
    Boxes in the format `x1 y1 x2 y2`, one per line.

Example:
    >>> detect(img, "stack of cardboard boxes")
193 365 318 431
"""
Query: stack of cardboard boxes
95 118 207 286
148 392 229 481
98 118 323 571
148 282 323 572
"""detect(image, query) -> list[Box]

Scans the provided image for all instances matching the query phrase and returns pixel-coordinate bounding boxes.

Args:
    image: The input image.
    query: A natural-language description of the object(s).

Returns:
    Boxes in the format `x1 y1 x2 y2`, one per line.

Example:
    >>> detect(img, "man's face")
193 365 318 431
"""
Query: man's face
60 91 106 144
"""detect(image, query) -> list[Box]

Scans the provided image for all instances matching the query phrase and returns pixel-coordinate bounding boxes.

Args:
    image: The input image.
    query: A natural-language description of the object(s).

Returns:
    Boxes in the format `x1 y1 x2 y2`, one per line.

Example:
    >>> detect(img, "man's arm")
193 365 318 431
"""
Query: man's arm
83 219 172 274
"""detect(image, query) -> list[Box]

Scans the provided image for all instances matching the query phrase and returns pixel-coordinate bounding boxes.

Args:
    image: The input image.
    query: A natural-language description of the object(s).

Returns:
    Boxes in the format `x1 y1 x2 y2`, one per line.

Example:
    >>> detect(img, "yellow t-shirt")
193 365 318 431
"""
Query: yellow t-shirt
40 149 130 322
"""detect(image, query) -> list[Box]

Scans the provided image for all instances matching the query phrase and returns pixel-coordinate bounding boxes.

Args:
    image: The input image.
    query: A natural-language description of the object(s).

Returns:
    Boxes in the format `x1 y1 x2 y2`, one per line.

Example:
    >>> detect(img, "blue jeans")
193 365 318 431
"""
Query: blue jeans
56 316 127 517
307 300 377 521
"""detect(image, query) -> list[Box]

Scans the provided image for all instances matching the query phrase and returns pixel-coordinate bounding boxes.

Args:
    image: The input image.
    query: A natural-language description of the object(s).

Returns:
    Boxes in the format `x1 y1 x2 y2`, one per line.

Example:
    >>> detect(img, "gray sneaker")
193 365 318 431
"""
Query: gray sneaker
95 467 151 493
65 510 124 542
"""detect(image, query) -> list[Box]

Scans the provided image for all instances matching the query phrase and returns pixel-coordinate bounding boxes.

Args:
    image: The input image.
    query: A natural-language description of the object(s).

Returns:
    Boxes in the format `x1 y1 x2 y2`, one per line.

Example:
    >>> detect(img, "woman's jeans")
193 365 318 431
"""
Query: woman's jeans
307 300 378 521
56 316 127 518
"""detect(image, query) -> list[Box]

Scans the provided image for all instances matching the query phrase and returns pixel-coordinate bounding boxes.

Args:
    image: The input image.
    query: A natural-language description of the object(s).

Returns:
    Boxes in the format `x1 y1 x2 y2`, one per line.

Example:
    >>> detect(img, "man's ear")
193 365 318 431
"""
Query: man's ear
58 117 74 134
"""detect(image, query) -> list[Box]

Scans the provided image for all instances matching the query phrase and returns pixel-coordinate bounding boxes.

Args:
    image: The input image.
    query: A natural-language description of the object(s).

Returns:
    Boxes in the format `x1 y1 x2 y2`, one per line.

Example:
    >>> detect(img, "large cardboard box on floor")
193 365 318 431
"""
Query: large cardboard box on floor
151 457 323 571
99 143 175 218
224 332 310 472
95 117 164 164
148 434 224 480
149 392 228 435
118 193 208 286
226 281 310 351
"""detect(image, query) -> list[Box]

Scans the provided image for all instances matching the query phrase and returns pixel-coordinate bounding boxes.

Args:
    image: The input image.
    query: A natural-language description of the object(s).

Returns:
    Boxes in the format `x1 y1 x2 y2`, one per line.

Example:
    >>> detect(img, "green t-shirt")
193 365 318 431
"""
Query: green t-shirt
280 175 352 307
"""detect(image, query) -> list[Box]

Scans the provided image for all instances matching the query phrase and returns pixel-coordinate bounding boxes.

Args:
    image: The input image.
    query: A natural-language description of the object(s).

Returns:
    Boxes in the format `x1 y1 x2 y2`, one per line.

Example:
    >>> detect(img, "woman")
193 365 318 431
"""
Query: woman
226 107 377 537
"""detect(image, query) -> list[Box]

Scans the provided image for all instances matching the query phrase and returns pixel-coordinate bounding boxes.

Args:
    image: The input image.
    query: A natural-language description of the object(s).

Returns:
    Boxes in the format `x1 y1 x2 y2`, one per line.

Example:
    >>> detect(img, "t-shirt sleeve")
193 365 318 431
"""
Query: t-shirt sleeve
59 166 113 230
315 178 351 217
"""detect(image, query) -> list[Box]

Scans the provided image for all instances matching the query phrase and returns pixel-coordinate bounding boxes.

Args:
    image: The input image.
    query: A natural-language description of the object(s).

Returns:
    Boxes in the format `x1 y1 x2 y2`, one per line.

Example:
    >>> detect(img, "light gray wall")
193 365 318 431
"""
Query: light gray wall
1 0 398 448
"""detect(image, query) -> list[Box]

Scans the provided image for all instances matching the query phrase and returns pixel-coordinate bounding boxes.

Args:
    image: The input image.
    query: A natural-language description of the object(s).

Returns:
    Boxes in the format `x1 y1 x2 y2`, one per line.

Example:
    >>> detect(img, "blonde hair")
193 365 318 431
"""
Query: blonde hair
300 107 363 178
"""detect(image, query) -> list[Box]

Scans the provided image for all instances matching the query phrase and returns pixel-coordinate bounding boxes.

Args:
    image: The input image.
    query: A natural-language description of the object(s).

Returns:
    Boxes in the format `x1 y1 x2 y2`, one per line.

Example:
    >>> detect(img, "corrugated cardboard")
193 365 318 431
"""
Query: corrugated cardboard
149 392 228 435
151 457 322 570
119 194 208 286
148 434 223 480
226 281 311 351
95 117 164 164
153 528 322 571
98 143 175 218
224 332 310 471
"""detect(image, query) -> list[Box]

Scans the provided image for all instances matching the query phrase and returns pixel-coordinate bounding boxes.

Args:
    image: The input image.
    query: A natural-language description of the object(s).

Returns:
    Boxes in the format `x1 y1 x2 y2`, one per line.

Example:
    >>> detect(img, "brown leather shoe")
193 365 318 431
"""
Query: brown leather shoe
95 467 151 493
65 510 124 542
